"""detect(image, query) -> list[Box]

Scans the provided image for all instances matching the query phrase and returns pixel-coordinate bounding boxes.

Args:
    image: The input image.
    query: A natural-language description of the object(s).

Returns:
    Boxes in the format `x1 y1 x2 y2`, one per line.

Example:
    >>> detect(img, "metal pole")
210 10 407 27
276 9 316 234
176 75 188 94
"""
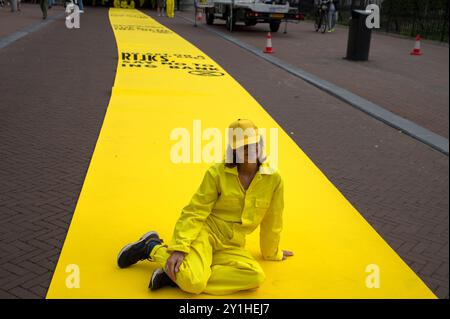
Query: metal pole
10 0 18 12
194 0 197 27
440 1 448 42
230 0 234 32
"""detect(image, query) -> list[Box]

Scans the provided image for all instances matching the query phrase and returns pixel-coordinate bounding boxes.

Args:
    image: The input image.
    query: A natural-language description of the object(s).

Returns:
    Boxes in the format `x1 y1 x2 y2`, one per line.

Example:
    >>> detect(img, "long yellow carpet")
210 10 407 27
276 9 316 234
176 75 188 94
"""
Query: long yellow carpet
46 8 435 299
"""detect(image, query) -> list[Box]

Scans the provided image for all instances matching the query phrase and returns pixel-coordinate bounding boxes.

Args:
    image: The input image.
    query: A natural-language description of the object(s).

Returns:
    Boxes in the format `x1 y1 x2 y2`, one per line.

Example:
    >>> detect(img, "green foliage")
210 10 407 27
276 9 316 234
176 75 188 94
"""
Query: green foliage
381 0 448 41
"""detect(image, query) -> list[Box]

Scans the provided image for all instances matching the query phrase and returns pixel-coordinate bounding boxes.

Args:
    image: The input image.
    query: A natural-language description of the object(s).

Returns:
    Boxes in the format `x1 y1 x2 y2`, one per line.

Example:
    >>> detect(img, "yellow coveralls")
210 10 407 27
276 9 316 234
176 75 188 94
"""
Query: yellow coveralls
149 161 284 295
166 0 175 18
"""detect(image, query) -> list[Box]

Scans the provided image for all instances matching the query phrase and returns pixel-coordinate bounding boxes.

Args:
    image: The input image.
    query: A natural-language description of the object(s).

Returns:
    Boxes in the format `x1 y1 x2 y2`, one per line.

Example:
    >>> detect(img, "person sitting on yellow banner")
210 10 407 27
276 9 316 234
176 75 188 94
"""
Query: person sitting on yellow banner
117 119 294 295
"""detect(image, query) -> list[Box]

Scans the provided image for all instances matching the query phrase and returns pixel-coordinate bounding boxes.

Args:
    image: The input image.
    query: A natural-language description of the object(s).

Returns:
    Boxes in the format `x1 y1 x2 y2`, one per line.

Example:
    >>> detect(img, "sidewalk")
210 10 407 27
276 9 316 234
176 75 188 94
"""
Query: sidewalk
0 3 65 39
0 7 116 298
178 10 449 139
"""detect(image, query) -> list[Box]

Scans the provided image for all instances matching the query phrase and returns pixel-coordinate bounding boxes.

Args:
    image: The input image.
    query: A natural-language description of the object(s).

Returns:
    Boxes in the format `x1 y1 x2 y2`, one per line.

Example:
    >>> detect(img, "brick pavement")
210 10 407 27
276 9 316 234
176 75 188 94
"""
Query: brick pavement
0 7 116 298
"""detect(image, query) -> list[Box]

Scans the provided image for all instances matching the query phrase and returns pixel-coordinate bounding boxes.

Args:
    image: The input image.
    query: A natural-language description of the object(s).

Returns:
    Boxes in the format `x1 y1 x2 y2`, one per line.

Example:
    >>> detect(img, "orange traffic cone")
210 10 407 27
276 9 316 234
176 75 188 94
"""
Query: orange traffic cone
196 10 203 21
263 32 274 54
410 34 422 56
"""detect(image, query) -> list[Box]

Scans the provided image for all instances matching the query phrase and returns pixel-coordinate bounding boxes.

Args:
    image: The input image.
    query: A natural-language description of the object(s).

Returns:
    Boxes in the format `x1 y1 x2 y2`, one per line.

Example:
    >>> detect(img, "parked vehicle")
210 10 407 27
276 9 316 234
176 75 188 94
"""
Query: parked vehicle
195 0 304 32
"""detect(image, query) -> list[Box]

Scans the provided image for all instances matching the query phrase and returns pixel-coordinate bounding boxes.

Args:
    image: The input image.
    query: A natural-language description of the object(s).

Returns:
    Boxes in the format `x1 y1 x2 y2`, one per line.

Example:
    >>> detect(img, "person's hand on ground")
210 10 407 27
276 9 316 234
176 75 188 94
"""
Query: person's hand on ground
165 251 185 282
282 250 294 260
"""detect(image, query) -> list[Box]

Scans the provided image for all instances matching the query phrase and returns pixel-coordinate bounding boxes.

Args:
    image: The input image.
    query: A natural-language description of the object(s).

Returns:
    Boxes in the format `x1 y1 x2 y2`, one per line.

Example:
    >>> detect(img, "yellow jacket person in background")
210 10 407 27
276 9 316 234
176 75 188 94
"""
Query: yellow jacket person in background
117 119 294 295
166 0 175 18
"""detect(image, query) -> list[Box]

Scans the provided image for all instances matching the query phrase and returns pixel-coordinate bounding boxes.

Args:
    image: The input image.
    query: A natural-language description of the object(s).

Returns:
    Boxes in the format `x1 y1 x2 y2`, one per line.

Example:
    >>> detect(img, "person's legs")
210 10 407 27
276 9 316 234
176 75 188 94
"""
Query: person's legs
150 226 214 294
333 11 338 30
203 246 265 295
78 0 84 11
328 9 335 31
40 0 48 19
166 0 174 18
156 0 162 15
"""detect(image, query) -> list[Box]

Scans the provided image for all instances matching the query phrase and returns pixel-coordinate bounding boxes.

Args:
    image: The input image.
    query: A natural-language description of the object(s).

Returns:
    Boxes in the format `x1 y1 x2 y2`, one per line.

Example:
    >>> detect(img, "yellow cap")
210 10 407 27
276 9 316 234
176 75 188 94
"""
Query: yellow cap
227 119 259 150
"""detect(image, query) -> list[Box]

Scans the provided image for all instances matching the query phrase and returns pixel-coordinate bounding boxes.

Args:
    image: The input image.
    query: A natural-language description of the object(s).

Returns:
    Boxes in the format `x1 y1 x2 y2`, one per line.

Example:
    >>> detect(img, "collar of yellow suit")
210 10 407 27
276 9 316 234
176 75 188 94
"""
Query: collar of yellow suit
223 161 276 176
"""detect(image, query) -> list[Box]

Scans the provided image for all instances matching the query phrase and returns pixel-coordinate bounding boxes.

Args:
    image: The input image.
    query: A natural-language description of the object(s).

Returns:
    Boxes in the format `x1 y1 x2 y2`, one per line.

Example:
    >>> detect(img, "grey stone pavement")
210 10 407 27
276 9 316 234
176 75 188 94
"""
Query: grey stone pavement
0 5 448 298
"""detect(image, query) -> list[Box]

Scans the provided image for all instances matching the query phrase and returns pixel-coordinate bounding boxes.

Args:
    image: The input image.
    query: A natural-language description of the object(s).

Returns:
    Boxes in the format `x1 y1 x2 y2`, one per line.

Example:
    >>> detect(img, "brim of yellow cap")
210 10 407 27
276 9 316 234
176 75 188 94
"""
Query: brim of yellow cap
230 135 259 150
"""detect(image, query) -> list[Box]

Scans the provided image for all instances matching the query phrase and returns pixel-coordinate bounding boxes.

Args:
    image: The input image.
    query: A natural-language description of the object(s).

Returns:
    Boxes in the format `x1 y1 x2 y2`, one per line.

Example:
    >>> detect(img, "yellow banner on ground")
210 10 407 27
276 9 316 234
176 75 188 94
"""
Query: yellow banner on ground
46 8 435 298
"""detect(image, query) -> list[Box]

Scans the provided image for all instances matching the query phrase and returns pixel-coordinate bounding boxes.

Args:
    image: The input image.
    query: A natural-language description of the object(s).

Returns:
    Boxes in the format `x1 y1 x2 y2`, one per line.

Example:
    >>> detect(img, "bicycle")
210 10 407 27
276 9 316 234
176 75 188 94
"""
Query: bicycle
314 0 330 33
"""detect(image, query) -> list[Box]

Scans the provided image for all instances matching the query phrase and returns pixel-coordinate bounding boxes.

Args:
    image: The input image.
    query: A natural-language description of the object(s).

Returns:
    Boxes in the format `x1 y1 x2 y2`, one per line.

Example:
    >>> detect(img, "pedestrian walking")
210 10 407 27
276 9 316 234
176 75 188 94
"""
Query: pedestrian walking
166 0 174 17
6 0 21 11
157 0 165 16
328 0 339 32
78 0 84 13
40 0 48 19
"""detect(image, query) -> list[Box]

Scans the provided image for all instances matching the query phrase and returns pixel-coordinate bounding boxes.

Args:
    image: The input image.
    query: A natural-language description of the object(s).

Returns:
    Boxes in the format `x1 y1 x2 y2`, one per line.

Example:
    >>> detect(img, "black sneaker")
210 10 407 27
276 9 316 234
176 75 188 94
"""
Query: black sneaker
149 268 178 291
117 231 163 269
